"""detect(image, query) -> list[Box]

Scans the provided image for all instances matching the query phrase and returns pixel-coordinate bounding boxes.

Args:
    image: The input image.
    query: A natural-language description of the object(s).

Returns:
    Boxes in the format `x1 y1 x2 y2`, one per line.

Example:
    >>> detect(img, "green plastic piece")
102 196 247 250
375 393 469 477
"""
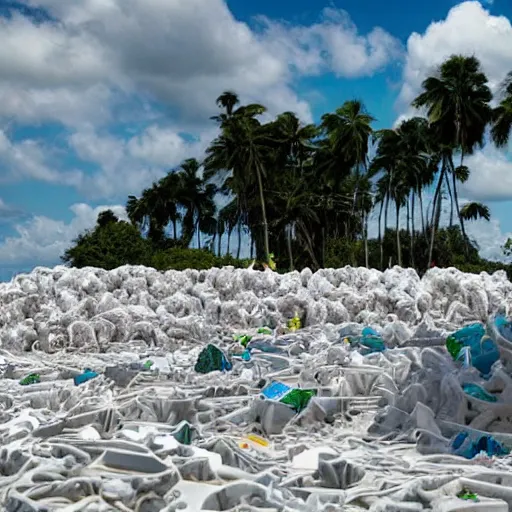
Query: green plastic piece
143 360 153 369
172 422 193 445
257 327 273 335
280 388 317 412
233 334 252 347
19 373 40 386
457 489 479 501
446 335 464 360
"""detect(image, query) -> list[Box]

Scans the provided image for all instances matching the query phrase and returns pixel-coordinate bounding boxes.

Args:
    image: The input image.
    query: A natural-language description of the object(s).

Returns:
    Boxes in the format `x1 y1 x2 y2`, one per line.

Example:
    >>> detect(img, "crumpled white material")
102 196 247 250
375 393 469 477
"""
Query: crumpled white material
0 264 511 510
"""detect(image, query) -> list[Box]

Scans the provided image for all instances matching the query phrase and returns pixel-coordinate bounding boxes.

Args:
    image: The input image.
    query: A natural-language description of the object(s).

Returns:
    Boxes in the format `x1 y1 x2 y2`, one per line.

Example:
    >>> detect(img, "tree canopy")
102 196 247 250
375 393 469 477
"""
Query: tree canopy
63 54 512 276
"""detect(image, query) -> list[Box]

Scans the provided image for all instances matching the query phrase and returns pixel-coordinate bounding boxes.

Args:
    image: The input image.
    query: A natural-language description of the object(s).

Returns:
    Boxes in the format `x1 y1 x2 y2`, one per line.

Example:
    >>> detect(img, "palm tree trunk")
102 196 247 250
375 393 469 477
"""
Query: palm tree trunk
418 187 425 234
411 191 416 269
237 222 242 259
444 170 454 226
384 192 390 237
428 158 446 269
227 230 232 256
454 110 469 253
378 199 384 270
453 152 468 251
173 219 178 240
364 212 369 269
298 221 320 270
197 226 201 249
255 163 270 262
217 232 222 256
395 201 402 267
406 196 411 239
321 227 326 268
287 225 294 272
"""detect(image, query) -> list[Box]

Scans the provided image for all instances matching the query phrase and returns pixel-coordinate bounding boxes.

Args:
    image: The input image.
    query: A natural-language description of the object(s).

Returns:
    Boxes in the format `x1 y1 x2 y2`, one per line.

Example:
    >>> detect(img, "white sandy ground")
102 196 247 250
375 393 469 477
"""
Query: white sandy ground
1 265 512 510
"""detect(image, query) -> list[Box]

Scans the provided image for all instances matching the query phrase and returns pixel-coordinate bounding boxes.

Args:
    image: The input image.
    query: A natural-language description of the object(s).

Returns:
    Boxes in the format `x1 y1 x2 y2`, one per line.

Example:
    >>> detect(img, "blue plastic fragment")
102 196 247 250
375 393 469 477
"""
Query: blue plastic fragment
74 368 98 386
359 327 386 355
448 323 499 377
261 381 291 401
362 327 380 337
451 431 509 459
462 383 497 402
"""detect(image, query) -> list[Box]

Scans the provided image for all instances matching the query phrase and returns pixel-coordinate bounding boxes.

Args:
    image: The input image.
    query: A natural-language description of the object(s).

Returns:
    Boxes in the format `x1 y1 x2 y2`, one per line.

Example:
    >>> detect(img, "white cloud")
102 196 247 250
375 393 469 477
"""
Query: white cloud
462 145 512 201
0 129 81 186
0 1 400 129
0 0 400 203
394 1 512 203
257 8 403 79
67 124 215 198
466 218 512 261
0 203 126 264
397 1 512 115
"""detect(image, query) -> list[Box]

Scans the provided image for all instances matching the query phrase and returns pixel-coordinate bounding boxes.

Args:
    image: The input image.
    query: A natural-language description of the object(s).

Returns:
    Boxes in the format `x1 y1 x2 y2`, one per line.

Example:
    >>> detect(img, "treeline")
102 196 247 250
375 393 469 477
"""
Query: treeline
63 55 512 276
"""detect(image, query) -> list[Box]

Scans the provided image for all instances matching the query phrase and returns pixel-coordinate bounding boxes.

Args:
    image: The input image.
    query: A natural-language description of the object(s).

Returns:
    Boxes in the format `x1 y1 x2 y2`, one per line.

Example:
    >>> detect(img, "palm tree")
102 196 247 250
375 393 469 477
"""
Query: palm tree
491 72 512 148
270 174 319 271
413 55 492 261
219 199 241 257
157 172 183 240
176 158 217 248
205 96 273 264
460 202 491 222
321 100 374 210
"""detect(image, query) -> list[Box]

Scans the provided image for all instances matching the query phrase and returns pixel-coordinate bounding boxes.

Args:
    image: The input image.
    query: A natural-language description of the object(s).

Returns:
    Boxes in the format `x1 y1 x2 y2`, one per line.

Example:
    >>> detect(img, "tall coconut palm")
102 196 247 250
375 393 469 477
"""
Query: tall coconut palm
176 158 217 248
205 98 273 264
219 199 240 256
413 55 492 261
460 202 491 222
126 183 169 246
271 111 318 174
321 100 374 210
270 173 319 271
491 72 512 148
157 172 183 240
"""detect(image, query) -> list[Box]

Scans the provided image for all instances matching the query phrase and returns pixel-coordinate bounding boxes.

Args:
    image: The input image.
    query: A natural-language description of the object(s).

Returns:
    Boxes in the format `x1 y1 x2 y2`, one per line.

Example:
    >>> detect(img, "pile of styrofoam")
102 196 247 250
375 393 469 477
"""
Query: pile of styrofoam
0 264 512 511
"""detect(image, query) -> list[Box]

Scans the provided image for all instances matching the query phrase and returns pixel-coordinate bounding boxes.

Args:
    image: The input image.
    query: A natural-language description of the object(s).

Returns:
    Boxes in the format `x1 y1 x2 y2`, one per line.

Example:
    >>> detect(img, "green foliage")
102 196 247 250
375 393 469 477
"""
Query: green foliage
151 247 249 271
503 238 512 258
62 215 151 270
62 210 249 272
61 54 512 276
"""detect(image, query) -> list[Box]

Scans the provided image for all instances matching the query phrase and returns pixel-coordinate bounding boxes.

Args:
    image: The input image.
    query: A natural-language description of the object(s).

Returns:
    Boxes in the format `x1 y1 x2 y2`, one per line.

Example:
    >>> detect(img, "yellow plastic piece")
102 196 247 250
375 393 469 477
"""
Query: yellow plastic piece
246 433 269 447
287 312 301 332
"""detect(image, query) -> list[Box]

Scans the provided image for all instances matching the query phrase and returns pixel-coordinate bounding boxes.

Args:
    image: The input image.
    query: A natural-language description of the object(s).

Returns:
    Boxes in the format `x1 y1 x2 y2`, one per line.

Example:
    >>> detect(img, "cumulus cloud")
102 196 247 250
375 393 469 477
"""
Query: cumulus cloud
397 1 512 115
462 145 512 201
257 7 403 79
67 125 216 198
0 0 401 200
0 0 400 128
394 1 512 202
0 203 127 265
0 129 81 185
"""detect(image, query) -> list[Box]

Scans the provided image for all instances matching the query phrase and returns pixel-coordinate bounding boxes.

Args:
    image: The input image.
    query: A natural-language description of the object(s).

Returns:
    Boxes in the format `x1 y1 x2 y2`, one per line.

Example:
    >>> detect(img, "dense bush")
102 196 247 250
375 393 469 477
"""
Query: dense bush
151 248 250 271
62 218 152 270
62 213 250 272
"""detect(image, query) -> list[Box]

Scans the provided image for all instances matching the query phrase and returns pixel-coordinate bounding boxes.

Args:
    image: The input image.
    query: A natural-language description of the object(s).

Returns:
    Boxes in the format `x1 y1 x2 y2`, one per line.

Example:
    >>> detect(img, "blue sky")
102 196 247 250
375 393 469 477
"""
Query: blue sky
0 0 512 281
